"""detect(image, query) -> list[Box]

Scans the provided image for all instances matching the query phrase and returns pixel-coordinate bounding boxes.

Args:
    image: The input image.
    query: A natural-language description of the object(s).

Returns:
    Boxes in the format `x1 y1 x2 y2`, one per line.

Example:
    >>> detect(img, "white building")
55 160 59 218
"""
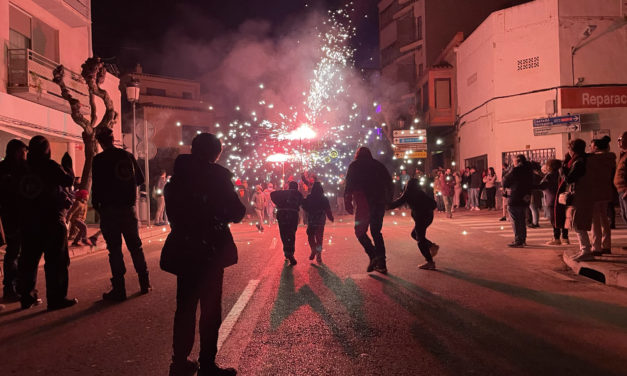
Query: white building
456 0 627 174
0 0 121 172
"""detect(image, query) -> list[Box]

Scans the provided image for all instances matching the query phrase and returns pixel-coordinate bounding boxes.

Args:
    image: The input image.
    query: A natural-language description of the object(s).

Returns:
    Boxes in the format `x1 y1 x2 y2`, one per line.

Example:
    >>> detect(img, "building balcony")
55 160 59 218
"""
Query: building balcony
7 49 90 116
33 0 90 26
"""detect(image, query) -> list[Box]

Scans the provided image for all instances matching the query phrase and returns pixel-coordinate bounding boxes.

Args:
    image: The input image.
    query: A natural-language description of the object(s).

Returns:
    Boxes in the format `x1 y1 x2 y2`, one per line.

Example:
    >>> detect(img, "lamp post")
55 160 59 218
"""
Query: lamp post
125 79 141 223
125 79 140 157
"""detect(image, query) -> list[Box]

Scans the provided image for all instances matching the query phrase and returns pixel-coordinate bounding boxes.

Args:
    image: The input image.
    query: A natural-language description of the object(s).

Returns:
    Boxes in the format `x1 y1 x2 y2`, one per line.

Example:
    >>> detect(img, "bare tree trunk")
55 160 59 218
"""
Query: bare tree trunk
53 57 118 192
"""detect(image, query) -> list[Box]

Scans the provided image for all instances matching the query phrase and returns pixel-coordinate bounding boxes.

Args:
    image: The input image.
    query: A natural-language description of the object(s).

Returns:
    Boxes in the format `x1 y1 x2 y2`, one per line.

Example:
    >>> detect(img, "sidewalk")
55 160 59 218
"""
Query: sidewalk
67 223 170 258
562 247 627 288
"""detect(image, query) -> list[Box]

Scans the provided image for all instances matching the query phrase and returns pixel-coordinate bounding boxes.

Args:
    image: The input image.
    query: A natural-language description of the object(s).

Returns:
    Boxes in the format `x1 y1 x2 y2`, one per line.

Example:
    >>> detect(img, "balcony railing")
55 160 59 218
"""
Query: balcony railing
33 0 90 26
7 49 90 115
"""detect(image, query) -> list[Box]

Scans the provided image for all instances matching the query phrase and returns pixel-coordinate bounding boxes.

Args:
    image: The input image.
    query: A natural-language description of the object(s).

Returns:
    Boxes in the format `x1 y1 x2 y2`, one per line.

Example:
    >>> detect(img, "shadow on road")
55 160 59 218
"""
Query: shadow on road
368 273 621 376
440 268 627 330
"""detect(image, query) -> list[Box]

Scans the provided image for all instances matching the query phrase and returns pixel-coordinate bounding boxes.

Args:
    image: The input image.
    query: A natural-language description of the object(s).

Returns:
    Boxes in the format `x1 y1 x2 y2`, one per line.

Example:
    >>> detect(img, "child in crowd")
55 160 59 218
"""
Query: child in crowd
67 189 92 246
389 178 439 270
302 182 334 263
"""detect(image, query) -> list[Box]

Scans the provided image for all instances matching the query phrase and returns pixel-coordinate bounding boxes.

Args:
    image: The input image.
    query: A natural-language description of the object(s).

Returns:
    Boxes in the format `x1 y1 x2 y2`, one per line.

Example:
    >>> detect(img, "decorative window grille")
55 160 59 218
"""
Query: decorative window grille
517 56 540 71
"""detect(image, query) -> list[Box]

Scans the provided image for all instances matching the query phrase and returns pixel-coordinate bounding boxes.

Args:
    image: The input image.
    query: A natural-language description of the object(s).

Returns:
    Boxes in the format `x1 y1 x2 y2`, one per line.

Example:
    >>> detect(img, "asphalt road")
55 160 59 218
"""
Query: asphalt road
1 210 627 376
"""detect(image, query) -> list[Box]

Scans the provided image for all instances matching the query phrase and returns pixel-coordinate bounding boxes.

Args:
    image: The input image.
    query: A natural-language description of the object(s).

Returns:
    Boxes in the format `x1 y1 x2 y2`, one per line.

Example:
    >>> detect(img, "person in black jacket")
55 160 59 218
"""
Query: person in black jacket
162 133 245 376
389 178 439 270
344 147 394 274
0 139 27 301
538 159 568 245
92 127 150 301
302 182 334 264
271 181 304 265
502 154 533 247
17 136 77 311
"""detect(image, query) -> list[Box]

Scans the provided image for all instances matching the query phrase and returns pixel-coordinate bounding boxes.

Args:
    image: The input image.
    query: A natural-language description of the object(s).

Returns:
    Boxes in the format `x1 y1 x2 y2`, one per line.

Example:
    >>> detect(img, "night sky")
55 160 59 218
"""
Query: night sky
92 0 380 80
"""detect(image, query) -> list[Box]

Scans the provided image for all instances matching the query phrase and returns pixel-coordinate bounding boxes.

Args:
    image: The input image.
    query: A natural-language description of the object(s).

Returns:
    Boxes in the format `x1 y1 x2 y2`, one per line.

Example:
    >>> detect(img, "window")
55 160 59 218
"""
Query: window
182 125 211 145
146 87 166 97
434 79 452 109
417 16 423 41
182 92 192 99
9 5 58 62
379 4 397 29
422 82 429 113
418 64 424 78
397 12 417 46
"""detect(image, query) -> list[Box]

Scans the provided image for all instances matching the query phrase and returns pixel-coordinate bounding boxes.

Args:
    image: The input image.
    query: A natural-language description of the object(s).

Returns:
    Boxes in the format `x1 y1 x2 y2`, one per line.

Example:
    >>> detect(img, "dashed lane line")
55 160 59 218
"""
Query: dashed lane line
217 279 261 351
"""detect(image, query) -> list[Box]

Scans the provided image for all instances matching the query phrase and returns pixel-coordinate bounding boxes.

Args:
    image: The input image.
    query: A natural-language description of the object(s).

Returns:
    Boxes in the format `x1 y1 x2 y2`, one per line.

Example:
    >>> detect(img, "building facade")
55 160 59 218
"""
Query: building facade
121 65 219 181
0 0 121 172
456 0 627 177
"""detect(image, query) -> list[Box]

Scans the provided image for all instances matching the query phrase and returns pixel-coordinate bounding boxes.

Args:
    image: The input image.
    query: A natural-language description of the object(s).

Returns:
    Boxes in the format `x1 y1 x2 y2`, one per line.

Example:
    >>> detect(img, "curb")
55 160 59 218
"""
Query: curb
562 250 627 288
68 225 170 259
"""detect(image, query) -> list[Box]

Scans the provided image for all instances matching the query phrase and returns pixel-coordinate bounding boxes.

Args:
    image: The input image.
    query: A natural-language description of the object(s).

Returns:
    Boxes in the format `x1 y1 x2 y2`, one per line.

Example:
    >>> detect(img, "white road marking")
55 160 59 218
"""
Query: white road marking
217 279 260 351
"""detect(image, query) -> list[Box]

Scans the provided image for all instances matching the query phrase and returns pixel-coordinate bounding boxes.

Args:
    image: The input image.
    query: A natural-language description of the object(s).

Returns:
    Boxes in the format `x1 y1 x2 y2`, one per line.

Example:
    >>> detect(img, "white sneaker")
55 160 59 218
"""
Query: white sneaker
546 239 561 246
572 252 594 262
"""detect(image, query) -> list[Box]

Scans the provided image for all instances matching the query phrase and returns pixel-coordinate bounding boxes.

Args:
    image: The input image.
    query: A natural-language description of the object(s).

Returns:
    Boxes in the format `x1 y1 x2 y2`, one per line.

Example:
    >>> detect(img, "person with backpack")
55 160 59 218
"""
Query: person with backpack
389 178 439 270
302 182 334 264
271 181 304 266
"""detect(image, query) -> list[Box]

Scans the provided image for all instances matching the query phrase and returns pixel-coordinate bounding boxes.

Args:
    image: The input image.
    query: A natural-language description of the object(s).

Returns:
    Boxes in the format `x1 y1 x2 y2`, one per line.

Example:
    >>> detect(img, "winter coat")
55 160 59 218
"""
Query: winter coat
439 174 454 197
502 162 533 207
92 147 144 209
67 199 88 223
160 154 246 275
344 150 394 206
389 180 437 223
615 152 627 193
538 171 565 228
302 191 333 226
0 158 27 220
19 158 74 223
561 155 594 231
586 151 617 202
469 171 482 189
271 189 303 223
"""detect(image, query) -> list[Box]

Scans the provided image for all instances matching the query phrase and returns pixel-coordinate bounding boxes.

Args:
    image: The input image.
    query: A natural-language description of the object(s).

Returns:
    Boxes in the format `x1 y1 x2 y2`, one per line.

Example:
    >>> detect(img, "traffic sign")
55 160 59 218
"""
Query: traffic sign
393 129 426 137
393 136 427 144
533 115 581 136
394 143 428 151
395 151 427 159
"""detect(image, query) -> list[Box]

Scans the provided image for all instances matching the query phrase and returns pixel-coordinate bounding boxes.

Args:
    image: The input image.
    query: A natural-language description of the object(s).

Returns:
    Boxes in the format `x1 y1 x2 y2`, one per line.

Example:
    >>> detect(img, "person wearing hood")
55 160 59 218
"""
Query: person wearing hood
271 181 304 265
161 133 245 376
0 139 28 301
302 181 334 263
389 178 439 270
92 127 150 301
17 135 76 311
588 136 616 255
344 146 394 274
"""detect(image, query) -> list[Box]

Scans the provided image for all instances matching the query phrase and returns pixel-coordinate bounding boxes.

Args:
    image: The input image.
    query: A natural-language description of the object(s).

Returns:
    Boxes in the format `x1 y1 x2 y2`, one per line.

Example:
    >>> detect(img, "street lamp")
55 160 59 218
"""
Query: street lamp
125 78 140 157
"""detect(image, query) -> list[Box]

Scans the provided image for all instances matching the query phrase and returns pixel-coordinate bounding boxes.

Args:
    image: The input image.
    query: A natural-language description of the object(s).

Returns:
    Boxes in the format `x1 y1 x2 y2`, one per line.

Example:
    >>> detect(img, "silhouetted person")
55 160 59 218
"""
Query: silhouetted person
389 178 439 270
0 139 28 301
271 181 304 266
344 147 394 274
92 127 150 301
302 181 334 263
502 154 533 247
17 136 77 311
161 133 245 376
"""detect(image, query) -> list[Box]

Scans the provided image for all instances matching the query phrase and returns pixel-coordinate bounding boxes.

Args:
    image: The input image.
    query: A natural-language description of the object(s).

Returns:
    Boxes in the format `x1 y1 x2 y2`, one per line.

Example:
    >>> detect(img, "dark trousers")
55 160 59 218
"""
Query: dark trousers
17 220 69 304
413 214 434 263
1 215 20 294
553 228 569 239
278 220 298 258
486 187 497 209
354 198 386 260
307 225 325 253
173 268 224 366
70 219 87 242
99 205 148 281
508 205 527 244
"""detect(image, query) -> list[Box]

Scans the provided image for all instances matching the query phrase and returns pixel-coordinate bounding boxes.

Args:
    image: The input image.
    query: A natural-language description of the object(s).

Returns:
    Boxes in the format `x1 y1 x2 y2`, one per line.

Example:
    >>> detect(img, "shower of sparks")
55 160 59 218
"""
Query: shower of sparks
193 3 389 193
